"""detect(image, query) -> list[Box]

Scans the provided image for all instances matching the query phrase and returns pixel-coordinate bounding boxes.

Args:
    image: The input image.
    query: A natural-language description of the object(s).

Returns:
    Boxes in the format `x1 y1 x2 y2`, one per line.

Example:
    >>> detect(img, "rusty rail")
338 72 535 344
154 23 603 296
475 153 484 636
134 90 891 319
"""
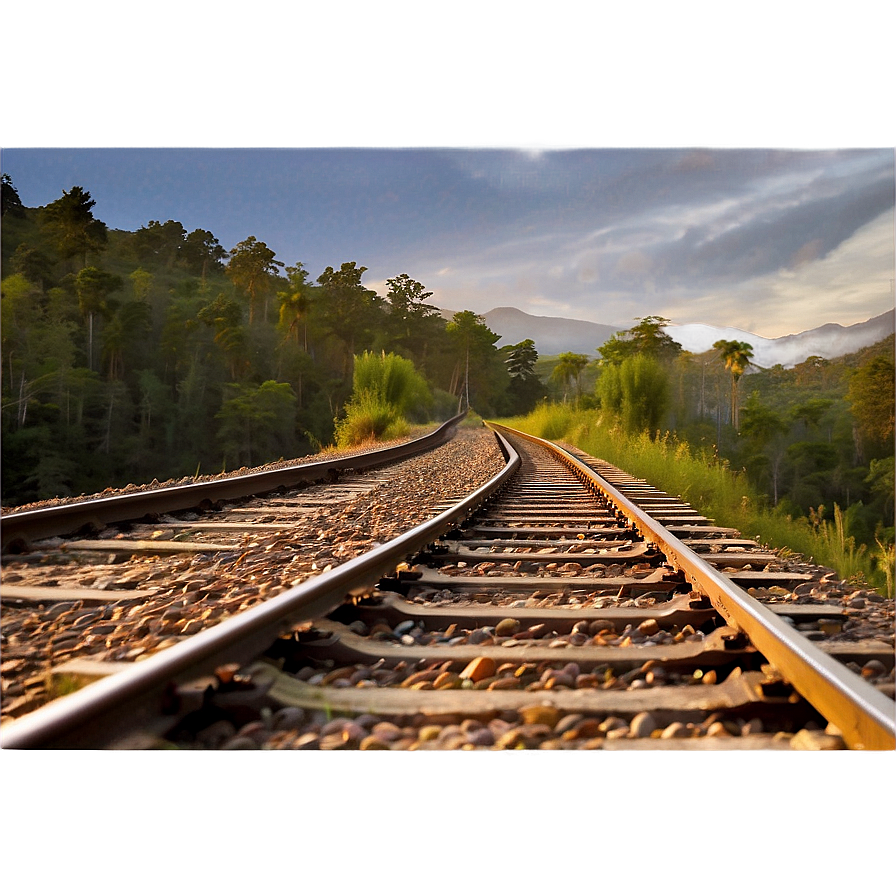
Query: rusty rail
487 422 896 751
1 412 468 551
0 427 520 749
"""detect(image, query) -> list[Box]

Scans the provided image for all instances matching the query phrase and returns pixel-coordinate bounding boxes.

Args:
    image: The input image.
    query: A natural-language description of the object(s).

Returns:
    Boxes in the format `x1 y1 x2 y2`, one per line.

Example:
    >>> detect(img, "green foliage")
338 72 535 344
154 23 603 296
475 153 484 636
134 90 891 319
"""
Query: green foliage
501 403 892 590
334 391 405 447
596 354 669 433
848 354 895 454
216 380 297 468
550 352 590 405
446 311 505 412
40 186 108 268
334 351 430 447
713 339 754 427
499 339 543 415
226 236 284 325
597 316 682 364
1 173 25 218
351 351 431 418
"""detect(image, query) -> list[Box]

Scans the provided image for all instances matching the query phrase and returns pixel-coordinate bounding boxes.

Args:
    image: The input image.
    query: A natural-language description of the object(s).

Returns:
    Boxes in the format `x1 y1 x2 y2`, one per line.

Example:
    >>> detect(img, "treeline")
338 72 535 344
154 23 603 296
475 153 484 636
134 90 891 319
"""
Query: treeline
547 315 895 557
1 176 543 506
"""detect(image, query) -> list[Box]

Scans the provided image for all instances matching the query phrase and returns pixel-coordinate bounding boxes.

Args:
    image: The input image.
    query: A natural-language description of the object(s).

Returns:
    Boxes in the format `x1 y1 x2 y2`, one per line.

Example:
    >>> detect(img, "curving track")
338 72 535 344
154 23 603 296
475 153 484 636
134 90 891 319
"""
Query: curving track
2 422 893 749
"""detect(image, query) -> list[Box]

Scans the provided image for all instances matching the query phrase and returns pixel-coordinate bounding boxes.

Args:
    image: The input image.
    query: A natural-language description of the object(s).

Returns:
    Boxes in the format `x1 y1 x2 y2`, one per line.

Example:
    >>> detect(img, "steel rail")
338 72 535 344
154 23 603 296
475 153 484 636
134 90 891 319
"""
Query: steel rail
488 422 896 751
0 412 468 550
0 429 520 749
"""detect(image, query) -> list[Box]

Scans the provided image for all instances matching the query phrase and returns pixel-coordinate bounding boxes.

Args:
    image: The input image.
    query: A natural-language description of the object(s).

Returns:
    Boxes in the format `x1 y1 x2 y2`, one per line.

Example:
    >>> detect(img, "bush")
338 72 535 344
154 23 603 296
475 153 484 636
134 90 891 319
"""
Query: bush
352 350 430 418
334 351 429 447
334 391 404 447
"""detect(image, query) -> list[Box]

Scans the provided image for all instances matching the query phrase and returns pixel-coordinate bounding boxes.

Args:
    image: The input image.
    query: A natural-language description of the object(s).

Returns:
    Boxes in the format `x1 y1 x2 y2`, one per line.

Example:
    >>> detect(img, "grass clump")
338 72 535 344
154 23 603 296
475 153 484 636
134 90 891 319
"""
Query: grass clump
334 351 429 448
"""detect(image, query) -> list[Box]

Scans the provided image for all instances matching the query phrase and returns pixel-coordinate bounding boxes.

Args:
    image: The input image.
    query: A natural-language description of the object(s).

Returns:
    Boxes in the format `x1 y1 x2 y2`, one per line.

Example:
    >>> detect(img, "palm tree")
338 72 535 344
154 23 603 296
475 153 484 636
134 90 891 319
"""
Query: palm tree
277 264 312 351
713 339 754 428
551 352 590 405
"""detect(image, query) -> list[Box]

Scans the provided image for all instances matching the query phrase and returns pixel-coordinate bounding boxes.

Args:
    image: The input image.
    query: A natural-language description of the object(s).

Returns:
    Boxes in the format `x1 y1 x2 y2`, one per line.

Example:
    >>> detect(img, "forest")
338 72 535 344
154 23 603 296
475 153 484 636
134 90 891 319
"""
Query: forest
2 173 894 575
0 176 542 506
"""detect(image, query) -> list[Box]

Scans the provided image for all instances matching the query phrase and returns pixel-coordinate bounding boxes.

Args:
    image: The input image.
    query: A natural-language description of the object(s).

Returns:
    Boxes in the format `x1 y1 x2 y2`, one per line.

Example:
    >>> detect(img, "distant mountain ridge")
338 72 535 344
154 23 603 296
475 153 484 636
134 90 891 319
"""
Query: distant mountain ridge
447 305 894 369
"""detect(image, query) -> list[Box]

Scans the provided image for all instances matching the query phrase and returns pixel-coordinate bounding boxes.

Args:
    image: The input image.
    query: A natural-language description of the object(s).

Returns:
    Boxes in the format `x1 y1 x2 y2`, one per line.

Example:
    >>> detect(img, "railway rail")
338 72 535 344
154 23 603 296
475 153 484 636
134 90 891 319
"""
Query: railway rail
0 421 896 750
1 421 893 750
0 427 894 896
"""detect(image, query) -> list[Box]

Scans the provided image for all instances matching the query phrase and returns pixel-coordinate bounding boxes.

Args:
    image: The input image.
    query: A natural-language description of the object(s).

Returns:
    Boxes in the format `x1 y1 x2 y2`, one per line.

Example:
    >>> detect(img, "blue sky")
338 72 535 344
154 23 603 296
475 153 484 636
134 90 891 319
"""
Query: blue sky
3 7 894 340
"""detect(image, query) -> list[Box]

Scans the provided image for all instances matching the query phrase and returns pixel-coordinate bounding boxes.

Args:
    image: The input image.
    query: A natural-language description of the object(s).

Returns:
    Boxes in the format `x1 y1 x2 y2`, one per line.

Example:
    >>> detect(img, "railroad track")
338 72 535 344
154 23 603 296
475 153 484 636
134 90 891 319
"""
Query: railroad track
1 422 893 750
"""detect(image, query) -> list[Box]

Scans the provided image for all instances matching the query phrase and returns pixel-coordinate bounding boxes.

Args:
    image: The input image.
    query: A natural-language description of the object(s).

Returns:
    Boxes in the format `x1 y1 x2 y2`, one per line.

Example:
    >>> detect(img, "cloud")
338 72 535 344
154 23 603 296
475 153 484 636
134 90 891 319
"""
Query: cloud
789 238 824 269
614 250 652 279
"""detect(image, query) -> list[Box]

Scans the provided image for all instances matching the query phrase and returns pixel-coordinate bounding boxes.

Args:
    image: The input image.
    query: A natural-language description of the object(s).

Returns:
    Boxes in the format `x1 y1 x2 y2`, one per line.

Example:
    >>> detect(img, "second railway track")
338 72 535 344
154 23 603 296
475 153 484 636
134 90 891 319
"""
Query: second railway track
1 421 893 750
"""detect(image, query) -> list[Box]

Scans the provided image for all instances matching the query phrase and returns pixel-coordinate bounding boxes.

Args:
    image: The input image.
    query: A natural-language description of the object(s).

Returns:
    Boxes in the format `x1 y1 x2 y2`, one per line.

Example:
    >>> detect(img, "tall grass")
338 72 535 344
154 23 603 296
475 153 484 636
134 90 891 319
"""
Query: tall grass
334 351 429 448
502 403 888 590
352 350 430 417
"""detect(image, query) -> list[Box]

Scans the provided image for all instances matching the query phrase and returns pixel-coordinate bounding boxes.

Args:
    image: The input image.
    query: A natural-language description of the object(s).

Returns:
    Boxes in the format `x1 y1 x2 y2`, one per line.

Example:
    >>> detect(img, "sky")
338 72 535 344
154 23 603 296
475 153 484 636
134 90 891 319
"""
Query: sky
3 6 895 341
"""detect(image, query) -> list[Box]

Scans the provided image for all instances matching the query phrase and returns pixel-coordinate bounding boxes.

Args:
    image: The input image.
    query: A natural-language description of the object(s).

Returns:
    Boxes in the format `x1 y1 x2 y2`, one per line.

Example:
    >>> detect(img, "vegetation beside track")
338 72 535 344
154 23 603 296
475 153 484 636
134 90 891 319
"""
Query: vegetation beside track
1 178 540 505
500 404 893 594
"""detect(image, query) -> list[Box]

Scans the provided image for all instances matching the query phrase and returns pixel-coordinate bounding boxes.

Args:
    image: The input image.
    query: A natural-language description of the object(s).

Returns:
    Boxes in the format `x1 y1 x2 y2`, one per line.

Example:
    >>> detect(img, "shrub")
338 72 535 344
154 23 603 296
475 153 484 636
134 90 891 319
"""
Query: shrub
334 351 429 447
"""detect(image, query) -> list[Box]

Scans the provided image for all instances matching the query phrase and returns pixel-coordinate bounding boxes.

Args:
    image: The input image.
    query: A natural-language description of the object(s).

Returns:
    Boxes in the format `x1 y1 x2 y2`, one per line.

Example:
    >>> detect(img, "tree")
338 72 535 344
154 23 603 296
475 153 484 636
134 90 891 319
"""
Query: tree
129 268 154 303
713 339 754 428
739 392 790 504
197 295 249 379
101 300 151 380
598 316 683 365
550 352 590 405
73 267 123 370
130 219 186 267
1 173 25 218
848 355 895 453
277 263 312 350
791 398 834 437
597 354 669 434
40 186 108 269
385 273 438 338
384 273 445 373
11 244 55 289
216 380 297 468
181 229 228 282
226 236 284 324
316 262 384 376
500 338 542 415
1 274 43 427
446 310 500 411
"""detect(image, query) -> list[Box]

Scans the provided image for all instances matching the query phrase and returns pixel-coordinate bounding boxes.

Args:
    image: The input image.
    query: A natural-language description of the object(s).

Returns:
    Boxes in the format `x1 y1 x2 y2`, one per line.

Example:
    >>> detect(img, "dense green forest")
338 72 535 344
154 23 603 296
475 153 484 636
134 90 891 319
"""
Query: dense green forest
531 315 895 580
1 176 542 505
2 173 893 574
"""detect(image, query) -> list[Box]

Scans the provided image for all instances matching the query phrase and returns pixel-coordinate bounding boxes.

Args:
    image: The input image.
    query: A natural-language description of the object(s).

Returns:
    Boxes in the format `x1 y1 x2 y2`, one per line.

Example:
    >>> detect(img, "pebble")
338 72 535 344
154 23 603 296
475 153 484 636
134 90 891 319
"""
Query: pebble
629 712 658 738
742 718 764 735
790 729 846 750
195 720 237 748
861 660 888 679
660 721 690 739
460 656 497 682
495 618 521 637
599 716 628 733
519 705 561 727
705 721 732 737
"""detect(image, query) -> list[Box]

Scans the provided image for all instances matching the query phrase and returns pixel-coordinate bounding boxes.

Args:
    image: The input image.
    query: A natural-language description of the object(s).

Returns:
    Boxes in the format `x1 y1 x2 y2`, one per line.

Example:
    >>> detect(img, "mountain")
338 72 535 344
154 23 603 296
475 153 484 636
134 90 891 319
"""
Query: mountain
442 305 894 368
